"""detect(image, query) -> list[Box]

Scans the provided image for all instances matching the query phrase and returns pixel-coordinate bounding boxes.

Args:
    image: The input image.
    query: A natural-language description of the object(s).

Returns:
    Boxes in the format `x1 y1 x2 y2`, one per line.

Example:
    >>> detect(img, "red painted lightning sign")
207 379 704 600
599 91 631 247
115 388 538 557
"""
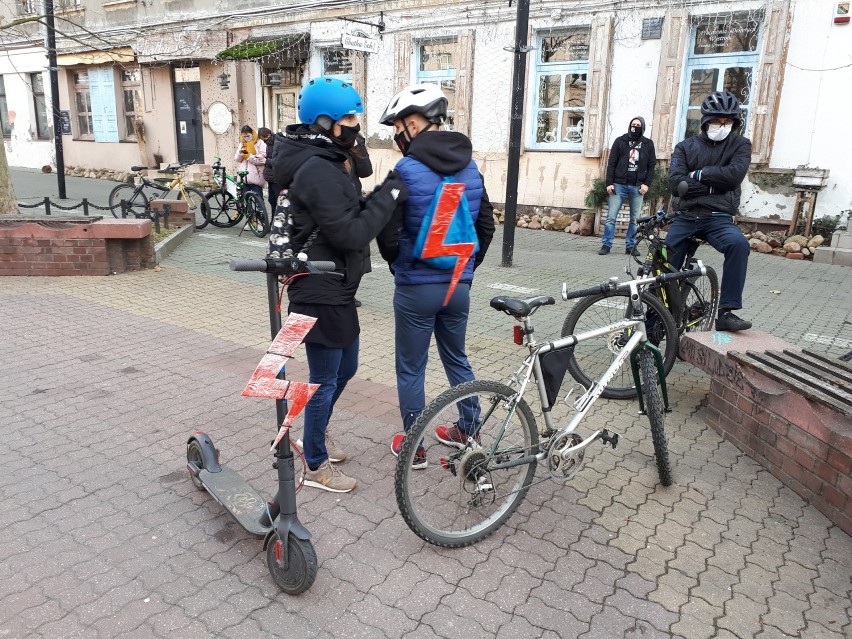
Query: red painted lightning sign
240 313 320 450
420 182 476 306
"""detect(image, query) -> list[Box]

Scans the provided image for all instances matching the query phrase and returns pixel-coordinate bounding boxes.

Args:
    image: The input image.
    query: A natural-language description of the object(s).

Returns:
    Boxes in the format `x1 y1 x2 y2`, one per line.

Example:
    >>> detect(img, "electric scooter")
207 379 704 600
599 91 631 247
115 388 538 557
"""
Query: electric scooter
186 254 338 595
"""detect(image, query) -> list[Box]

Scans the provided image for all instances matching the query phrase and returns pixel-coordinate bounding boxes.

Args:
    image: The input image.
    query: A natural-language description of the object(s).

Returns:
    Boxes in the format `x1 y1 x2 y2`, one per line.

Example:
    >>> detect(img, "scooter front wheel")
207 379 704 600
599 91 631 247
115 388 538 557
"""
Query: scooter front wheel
186 439 206 490
266 532 318 594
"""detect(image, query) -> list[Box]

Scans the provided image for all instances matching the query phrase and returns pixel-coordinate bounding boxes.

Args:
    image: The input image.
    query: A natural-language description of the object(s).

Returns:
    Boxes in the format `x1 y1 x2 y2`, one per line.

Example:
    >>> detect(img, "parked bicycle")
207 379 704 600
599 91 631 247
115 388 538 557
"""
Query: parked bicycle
561 206 719 399
203 157 269 238
108 162 210 229
394 264 706 548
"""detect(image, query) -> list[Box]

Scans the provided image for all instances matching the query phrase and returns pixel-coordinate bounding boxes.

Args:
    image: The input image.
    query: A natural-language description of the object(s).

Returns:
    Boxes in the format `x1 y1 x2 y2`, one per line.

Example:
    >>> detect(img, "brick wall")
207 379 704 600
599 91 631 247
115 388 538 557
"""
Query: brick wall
705 376 850 534
0 219 154 276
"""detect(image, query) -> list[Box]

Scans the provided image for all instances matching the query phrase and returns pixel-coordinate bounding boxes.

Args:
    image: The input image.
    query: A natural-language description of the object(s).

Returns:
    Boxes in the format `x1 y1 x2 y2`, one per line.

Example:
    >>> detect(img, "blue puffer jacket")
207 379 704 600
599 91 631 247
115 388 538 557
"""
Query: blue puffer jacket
381 131 493 287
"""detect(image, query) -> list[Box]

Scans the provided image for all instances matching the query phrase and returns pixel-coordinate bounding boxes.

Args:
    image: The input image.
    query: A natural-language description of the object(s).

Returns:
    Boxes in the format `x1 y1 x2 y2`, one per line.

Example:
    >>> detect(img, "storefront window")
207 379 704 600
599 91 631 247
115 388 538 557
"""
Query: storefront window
74 71 94 139
0 76 11 137
416 39 457 130
31 73 49 140
321 48 353 82
121 69 142 140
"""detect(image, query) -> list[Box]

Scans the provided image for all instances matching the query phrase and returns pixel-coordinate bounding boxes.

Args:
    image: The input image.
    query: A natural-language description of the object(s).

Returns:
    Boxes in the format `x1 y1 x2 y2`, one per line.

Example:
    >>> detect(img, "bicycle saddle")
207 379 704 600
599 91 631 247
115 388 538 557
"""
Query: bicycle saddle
130 165 147 172
490 295 555 318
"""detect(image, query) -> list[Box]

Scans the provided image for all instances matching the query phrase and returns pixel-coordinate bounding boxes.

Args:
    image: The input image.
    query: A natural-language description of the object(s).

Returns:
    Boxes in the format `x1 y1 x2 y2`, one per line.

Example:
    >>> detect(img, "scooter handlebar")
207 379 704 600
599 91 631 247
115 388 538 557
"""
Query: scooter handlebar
229 257 342 277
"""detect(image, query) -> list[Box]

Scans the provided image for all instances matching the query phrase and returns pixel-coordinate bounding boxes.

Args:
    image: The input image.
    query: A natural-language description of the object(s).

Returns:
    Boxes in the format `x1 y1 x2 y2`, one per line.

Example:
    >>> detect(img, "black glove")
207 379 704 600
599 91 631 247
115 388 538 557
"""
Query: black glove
375 170 408 205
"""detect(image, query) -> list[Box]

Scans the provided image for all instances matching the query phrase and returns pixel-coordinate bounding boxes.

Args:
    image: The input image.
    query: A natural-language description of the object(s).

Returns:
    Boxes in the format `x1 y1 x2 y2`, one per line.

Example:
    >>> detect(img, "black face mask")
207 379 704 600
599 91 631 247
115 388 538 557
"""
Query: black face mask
334 123 360 149
628 125 642 139
394 130 412 155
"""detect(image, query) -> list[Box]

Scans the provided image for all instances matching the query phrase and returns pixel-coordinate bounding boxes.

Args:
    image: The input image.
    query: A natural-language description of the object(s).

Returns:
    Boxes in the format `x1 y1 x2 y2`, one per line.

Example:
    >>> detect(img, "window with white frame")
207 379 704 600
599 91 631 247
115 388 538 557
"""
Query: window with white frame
530 28 590 151
0 76 11 137
678 11 761 141
321 48 353 82
73 70 94 139
121 68 142 140
31 73 50 140
56 0 82 12
415 38 457 131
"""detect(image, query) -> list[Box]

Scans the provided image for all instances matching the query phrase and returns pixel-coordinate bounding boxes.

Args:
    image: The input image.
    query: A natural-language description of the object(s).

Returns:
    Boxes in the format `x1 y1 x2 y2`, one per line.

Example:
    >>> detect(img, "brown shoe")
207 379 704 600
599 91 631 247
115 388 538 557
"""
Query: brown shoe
297 431 347 463
303 460 356 493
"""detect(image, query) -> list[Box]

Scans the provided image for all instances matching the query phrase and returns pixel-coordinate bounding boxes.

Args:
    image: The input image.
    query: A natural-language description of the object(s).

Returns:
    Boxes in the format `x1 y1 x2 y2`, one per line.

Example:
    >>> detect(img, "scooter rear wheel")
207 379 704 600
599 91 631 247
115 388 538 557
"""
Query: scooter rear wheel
266 532 318 594
186 440 206 490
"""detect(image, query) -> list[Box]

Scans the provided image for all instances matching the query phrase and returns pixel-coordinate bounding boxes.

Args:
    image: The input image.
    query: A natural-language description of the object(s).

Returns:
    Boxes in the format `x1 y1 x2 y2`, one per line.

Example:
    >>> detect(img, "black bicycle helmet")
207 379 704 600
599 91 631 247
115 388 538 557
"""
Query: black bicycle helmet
700 91 742 129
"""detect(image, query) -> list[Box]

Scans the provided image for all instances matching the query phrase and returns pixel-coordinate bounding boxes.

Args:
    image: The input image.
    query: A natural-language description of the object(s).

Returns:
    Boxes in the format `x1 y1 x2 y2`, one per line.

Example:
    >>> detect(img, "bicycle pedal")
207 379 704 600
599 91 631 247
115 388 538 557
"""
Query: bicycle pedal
599 429 620 449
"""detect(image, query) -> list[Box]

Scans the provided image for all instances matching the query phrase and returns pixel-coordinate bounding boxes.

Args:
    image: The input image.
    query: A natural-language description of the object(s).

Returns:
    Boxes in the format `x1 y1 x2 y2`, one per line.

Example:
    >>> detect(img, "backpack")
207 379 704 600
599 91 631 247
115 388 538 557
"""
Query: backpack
267 191 318 259
412 176 479 270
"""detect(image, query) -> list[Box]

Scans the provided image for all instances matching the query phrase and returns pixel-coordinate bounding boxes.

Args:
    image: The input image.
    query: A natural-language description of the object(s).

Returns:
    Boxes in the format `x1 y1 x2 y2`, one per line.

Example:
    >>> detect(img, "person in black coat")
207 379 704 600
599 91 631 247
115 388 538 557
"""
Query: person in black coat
258 127 279 213
667 90 752 332
599 116 656 255
266 77 407 493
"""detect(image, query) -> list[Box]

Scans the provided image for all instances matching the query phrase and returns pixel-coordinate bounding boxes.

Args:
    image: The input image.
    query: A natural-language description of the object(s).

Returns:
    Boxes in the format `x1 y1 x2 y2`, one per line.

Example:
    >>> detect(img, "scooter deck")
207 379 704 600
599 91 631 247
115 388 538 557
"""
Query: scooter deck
198 468 272 536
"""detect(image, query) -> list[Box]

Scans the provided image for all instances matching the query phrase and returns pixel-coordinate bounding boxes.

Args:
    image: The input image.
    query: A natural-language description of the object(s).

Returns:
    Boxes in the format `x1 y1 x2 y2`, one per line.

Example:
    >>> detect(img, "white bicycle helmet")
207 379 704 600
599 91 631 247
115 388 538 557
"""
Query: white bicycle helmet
379 84 448 126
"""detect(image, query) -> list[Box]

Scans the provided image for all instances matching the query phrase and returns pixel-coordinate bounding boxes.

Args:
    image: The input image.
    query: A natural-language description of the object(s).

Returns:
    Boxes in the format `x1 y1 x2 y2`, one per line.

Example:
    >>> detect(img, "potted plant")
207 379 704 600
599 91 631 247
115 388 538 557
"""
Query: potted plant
585 177 609 236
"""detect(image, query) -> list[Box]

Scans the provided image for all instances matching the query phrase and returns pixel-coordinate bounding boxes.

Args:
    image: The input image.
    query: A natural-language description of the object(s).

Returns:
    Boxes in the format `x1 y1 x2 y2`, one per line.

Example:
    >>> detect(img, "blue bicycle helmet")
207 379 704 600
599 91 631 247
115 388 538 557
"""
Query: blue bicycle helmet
298 77 363 125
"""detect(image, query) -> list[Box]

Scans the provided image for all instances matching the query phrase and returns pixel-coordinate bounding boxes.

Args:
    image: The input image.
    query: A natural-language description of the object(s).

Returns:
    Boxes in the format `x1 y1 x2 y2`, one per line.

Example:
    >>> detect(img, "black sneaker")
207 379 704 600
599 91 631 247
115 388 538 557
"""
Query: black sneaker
716 312 752 332
625 247 633 254
354 299 362 307
597 246 610 255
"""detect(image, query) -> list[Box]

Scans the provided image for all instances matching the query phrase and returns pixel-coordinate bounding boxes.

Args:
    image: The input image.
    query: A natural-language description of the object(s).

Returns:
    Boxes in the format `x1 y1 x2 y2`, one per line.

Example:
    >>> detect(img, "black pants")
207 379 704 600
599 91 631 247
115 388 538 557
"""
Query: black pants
268 182 282 213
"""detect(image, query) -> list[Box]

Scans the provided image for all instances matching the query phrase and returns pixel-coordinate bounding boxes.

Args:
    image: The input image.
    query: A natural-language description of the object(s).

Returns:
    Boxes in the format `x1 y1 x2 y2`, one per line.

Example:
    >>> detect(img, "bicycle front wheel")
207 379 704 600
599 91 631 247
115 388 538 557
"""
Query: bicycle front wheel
108 183 148 218
561 290 678 399
681 265 719 332
205 188 241 227
637 348 673 486
244 192 269 237
395 380 539 548
178 186 210 230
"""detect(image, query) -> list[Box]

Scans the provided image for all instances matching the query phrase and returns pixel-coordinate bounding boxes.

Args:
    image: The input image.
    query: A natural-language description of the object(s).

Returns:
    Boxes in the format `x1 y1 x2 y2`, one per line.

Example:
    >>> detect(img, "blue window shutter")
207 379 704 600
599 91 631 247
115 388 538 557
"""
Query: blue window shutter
91 67 119 143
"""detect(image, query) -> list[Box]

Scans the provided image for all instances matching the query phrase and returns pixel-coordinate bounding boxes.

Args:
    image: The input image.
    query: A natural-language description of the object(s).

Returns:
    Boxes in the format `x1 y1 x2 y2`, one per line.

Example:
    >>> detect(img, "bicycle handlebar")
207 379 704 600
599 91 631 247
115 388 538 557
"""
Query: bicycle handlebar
561 264 707 301
229 256 340 277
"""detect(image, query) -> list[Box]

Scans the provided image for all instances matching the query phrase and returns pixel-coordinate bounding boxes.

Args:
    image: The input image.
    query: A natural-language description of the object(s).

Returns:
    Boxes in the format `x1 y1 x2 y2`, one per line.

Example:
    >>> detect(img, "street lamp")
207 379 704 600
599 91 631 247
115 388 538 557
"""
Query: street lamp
268 72 283 88
218 71 231 90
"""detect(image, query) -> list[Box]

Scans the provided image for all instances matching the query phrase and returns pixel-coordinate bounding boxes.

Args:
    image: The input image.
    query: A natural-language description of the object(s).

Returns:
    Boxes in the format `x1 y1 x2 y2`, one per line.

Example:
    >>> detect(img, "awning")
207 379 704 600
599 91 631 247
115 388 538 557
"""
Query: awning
56 47 135 66
217 33 309 63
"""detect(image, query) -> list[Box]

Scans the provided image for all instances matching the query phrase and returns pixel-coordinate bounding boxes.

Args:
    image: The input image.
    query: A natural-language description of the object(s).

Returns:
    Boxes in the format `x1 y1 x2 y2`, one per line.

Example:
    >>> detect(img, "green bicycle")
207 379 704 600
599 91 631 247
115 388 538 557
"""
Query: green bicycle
204 157 269 238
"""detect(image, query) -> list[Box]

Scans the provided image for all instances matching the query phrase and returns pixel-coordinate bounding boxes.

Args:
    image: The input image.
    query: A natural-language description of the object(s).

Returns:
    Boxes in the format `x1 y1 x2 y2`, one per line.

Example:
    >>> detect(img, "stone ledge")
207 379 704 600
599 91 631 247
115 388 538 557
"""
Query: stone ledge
154 223 194 263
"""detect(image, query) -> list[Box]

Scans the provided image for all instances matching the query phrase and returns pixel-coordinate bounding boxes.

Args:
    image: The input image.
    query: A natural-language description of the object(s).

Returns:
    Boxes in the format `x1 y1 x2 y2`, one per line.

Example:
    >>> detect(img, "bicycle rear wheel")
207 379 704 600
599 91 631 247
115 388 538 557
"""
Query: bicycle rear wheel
561 291 677 400
395 380 539 548
205 188 242 227
108 183 148 218
244 192 269 237
681 265 719 332
636 348 673 486
178 186 210 230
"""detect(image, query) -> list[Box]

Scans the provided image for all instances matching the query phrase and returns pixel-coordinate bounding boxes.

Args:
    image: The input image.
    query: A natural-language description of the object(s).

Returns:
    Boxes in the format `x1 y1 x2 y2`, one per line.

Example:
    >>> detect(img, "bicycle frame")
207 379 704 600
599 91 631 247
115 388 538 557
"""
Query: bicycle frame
491 278 669 468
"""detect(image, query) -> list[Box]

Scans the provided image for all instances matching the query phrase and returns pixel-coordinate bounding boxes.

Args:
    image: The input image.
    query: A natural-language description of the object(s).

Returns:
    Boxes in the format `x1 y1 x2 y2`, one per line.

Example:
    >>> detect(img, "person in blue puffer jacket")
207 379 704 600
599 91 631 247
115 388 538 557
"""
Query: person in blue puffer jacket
377 83 495 468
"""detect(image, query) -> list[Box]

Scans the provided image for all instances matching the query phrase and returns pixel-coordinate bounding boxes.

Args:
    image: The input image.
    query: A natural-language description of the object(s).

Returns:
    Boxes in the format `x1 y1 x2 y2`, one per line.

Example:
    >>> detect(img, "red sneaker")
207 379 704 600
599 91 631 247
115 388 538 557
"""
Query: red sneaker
434 424 479 449
390 433 427 470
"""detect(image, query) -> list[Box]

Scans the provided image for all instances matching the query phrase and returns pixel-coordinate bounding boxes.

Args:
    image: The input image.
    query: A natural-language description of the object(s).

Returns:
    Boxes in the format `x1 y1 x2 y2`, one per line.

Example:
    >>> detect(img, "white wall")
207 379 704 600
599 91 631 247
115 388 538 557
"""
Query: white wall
0 48 55 170
604 10 662 148
769 0 852 218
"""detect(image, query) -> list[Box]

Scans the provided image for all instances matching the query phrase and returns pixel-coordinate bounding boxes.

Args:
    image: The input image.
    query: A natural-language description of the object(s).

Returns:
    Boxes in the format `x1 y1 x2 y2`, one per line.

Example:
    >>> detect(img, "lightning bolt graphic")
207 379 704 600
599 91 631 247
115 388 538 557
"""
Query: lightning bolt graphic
420 182 477 306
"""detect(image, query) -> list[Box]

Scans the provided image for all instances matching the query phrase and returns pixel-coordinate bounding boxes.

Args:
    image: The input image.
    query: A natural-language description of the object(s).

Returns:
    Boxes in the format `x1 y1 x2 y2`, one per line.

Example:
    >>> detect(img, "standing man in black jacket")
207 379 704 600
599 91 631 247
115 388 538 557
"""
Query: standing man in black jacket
599 116 656 255
667 91 752 332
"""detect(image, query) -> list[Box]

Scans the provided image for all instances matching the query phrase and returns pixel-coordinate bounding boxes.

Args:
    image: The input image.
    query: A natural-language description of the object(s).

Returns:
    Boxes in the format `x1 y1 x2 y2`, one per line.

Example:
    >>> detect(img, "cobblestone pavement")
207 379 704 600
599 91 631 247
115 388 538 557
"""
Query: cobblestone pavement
2 182 851 638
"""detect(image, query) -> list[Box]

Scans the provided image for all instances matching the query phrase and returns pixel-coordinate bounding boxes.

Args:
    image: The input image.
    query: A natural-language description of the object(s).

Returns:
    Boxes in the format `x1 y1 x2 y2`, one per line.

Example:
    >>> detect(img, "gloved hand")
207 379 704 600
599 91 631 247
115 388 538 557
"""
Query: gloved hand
374 170 408 204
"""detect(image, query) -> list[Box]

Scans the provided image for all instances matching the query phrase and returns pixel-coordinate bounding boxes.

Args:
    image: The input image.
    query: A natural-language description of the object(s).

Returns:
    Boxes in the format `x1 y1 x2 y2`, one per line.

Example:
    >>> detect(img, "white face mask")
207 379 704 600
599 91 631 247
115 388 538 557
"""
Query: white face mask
706 122 732 141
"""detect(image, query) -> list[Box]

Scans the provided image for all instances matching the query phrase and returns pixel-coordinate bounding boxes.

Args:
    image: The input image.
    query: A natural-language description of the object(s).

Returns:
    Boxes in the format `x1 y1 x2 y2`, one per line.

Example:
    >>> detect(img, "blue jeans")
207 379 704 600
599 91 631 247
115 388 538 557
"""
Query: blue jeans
302 338 359 469
394 283 479 434
602 183 643 249
665 215 750 311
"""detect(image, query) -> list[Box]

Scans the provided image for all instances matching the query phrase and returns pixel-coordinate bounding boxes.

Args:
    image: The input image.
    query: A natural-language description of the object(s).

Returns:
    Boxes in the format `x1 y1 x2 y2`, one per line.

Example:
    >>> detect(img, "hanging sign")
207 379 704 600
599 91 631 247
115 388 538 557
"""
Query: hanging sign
341 33 380 54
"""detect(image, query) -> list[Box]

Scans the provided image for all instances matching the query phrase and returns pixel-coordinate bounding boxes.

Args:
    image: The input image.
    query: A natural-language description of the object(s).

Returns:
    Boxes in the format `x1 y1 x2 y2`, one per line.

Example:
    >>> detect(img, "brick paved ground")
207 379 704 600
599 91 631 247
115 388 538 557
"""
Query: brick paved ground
1 186 850 638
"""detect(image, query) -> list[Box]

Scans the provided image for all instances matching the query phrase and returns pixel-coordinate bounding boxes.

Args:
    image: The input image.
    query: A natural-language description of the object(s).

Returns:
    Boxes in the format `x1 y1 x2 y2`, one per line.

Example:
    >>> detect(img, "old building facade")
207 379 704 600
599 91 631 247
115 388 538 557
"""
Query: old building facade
1 0 849 220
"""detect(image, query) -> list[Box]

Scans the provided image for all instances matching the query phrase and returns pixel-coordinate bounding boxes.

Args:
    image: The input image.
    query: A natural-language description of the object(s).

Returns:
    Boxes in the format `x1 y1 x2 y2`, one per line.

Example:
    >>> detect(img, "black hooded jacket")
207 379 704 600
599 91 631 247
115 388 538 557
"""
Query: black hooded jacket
267 124 401 346
668 125 752 217
605 116 656 187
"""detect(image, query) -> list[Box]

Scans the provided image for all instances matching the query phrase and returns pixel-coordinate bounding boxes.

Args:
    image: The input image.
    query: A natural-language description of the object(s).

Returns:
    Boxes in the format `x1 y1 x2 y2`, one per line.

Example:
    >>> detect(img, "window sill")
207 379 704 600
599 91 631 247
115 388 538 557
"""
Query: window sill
103 0 137 9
